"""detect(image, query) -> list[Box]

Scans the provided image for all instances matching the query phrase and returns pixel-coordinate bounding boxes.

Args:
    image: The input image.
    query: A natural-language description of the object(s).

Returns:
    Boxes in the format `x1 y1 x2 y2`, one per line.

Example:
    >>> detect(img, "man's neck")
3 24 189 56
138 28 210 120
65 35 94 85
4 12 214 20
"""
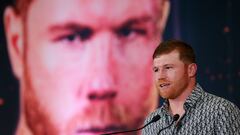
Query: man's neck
168 81 196 117
168 99 185 117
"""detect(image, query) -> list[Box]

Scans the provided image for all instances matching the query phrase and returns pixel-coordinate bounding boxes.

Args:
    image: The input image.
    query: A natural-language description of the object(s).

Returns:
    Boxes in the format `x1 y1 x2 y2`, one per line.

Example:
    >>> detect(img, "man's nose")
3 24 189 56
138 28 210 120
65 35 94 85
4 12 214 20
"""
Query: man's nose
87 74 117 101
157 69 167 81
87 31 117 101
90 31 116 71
88 91 117 100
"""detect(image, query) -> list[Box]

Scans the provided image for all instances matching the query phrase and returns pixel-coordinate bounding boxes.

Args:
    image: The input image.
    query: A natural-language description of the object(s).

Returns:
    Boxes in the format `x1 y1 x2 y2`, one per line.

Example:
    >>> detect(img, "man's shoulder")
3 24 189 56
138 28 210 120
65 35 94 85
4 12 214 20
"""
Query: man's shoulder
199 92 240 134
200 91 240 113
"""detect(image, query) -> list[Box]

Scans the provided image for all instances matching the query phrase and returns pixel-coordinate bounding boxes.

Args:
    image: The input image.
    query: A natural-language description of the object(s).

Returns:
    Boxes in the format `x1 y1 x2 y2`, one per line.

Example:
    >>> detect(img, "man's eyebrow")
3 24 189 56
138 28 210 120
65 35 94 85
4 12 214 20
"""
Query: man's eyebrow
48 23 90 32
118 16 153 27
153 66 158 70
163 64 174 67
47 16 153 33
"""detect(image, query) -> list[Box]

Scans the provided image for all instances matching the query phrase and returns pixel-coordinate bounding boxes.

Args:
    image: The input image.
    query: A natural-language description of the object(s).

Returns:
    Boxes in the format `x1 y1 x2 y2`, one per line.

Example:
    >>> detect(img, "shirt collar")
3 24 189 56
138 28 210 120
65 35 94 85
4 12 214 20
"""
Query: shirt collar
183 83 204 109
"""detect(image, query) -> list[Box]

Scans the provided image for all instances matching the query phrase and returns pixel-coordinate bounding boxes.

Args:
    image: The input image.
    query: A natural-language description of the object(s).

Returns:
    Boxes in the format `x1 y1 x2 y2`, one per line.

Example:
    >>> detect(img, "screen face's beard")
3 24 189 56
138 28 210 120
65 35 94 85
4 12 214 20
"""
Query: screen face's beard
22 74 149 135
22 85 144 135
23 81 58 135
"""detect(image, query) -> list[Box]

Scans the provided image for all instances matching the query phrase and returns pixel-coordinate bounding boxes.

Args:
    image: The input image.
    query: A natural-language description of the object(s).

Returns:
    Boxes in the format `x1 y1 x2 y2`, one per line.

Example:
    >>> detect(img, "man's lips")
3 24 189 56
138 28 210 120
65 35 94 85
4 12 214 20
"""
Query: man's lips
158 82 170 89
76 124 127 134
159 83 170 87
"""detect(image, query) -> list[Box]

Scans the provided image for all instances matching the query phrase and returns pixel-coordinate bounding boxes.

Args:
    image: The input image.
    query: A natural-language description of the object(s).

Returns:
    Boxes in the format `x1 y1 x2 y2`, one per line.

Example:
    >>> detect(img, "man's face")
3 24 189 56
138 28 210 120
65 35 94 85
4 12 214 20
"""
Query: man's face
5 0 168 134
153 50 190 99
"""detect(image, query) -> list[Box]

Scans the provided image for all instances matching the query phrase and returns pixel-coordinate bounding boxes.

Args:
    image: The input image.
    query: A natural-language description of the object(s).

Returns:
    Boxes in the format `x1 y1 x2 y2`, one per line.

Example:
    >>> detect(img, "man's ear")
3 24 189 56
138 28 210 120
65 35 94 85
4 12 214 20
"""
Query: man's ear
157 0 170 34
188 63 197 77
4 7 24 79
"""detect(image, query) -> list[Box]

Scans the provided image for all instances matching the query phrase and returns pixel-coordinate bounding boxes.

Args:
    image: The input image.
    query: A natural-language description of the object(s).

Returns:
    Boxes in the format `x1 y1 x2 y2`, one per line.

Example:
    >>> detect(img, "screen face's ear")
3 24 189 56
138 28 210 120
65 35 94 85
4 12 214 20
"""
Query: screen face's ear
157 0 170 35
4 7 25 79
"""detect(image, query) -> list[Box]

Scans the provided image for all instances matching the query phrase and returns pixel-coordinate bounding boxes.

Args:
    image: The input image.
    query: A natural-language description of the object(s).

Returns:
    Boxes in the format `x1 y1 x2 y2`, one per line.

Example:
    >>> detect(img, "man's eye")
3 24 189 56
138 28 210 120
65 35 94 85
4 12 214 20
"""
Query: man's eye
116 27 146 37
165 67 172 69
64 33 78 42
56 28 93 42
78 28 93 41
153 68 158 72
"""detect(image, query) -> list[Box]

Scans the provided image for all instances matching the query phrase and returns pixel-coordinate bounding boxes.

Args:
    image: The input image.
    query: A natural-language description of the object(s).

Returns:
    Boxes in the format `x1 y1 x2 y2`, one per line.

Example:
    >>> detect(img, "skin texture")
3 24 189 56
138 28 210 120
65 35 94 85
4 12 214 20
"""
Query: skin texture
4 0 170 134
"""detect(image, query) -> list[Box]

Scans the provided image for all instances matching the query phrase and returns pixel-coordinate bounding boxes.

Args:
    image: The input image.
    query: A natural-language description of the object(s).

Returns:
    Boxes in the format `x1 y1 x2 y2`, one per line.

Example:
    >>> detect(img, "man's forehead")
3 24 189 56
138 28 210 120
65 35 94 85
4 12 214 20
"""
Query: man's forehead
30 0 157 16
27 0 159 28
153 51 181 65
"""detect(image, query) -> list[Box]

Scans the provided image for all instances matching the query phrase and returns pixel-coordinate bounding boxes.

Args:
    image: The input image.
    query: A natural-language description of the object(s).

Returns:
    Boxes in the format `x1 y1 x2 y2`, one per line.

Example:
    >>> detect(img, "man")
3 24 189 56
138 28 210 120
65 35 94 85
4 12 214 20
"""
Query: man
142 39 240 134
4 0 170 134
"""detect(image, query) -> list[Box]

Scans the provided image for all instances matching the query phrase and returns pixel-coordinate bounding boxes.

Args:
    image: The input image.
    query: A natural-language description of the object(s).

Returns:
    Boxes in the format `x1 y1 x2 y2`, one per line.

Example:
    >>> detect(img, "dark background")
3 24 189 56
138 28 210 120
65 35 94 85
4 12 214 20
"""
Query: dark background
1 0 239 134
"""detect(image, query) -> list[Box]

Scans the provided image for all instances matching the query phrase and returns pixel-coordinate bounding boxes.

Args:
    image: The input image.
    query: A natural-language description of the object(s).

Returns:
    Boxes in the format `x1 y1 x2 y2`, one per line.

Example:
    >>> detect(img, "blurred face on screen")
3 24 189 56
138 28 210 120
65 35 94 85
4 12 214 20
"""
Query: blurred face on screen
4 0 169 134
